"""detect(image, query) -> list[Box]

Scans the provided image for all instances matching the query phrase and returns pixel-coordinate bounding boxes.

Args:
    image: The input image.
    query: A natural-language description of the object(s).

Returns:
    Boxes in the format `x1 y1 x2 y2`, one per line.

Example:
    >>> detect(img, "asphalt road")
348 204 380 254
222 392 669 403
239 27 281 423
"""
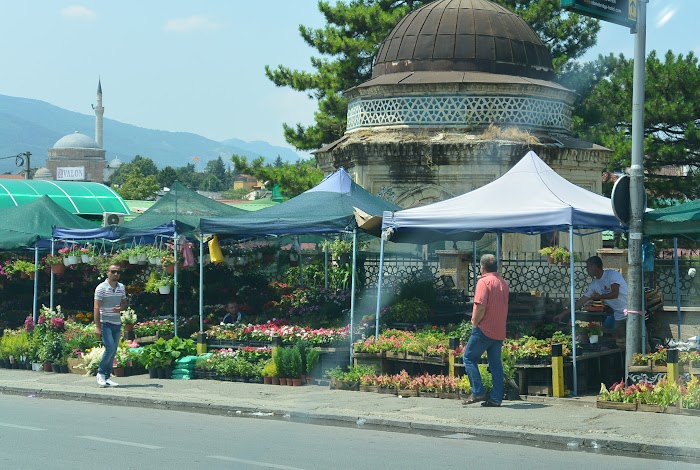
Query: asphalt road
0 395 696 470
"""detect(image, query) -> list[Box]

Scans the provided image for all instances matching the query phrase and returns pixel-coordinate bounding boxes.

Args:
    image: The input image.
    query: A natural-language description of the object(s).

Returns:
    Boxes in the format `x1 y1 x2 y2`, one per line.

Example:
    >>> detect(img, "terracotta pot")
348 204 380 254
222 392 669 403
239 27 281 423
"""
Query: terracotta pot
125 323 134 332
51 263 65 275
263 376 272 385
279 377 288 386
292 378 302 386
271 377 280 385
164 263 175 274
43 362 53 372
113 367 126 377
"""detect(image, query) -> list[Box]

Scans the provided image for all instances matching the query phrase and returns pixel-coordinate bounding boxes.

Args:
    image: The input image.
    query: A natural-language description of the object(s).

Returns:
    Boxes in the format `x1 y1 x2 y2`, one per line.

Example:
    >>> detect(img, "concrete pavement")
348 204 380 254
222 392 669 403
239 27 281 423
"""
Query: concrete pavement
1 369 698 460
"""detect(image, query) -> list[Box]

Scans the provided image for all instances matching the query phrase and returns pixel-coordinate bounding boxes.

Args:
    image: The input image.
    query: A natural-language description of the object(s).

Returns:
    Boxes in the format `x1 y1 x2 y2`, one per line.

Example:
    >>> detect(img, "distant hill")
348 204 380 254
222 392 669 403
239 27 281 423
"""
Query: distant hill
0 94 303 174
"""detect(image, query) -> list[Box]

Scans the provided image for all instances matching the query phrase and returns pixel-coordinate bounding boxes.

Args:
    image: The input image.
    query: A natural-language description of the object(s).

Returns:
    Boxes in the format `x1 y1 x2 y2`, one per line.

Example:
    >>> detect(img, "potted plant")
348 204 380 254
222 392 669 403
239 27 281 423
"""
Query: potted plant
120 308 137 332
539 246 578 265
8 259 36 280
261 359 278 384
43 254 66 275
156 273 174 294
161 253 176 273
259 243 278 263
587 322 603 344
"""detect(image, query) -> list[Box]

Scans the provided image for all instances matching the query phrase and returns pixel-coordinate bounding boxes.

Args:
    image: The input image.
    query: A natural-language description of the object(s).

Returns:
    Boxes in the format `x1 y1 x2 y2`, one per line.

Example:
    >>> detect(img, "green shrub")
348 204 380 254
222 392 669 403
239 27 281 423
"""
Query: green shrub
385 298 430 324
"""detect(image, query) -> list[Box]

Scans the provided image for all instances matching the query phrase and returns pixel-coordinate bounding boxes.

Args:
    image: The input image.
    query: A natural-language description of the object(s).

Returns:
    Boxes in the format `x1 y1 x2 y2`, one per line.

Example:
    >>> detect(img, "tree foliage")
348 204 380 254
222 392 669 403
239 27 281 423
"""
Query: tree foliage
110 155 159 186
232 155 323 198
573 51 700 203
115 168 160 200
266 0 599 151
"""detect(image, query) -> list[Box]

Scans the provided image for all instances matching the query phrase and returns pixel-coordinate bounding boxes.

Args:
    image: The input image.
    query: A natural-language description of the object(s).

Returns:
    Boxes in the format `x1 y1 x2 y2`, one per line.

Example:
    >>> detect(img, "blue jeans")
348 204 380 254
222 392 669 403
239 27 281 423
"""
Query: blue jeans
463 327 504 403
98 322 121 378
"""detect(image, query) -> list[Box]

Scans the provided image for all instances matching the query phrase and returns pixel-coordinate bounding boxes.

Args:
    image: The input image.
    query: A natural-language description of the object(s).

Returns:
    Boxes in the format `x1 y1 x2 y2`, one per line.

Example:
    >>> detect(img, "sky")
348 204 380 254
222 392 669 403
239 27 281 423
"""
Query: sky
0 1 697 157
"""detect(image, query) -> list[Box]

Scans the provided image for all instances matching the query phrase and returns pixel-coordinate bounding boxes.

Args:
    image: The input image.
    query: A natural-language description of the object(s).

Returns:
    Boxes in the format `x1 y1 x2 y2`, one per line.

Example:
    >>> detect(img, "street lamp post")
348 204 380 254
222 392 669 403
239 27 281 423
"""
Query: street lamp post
0 151 32 179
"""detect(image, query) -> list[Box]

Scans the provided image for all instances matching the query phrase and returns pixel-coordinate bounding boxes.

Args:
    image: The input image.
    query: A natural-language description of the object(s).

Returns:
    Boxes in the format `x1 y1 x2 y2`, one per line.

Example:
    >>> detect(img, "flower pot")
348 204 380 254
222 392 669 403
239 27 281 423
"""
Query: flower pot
113 367 126 377
292 378 302 386
63 257 72 267
262 253 275 263
271 377 280 385
81 254 90 263
51 263 65 275
149 257 159 265
128 255 138 264
59 365 69 373
263 376 272 385
137 253 148 262
149 367 158 379
158 285 171 295
31 362 41 371
157 367 166 379
67 255 78 265
51 364 60 373
279 377 288 386
43 362 53 372
125 323 134 332
164 263 175 274
589 334 599 344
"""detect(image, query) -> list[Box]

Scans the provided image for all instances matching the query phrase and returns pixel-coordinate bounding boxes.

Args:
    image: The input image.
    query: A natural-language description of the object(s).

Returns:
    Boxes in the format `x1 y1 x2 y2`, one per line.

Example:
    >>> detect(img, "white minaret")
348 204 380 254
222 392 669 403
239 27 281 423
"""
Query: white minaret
94 78 104 148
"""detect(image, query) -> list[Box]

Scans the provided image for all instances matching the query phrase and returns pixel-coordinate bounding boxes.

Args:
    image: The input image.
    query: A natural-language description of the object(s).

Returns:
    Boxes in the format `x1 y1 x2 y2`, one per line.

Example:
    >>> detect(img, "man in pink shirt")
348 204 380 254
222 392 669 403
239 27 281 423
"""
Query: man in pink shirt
463 254 509 407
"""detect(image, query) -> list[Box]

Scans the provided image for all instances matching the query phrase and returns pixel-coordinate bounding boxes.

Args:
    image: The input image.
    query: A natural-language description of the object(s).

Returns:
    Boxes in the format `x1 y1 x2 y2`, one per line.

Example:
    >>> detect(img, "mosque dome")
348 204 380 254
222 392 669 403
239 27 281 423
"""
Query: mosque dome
33 167 52 180
53 131 101 150
372 0 554 81
108 157 123 169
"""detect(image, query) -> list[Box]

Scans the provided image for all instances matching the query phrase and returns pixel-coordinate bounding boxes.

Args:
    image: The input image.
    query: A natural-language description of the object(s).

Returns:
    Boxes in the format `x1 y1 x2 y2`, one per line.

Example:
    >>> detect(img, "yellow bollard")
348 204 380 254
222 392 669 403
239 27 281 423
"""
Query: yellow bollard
667 349 679 383
448 337 459 377
551 343 565 397
196 332 207 355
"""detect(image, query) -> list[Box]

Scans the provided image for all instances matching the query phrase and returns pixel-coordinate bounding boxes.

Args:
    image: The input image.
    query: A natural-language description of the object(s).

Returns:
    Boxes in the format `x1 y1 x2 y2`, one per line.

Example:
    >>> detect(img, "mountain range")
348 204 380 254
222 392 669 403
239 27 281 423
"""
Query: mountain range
0 94 303 174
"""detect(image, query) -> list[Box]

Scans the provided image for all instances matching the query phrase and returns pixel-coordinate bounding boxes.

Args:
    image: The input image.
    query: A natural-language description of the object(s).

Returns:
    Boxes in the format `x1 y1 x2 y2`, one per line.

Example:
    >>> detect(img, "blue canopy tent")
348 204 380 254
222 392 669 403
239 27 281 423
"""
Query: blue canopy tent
380 151 625 395
201 168 401 361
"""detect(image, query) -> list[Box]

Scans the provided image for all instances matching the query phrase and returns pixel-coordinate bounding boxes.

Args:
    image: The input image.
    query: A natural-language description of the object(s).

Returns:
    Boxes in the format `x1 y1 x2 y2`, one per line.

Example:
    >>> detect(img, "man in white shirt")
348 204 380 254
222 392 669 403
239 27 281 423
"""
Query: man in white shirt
554 256 628 336
94 264 128 387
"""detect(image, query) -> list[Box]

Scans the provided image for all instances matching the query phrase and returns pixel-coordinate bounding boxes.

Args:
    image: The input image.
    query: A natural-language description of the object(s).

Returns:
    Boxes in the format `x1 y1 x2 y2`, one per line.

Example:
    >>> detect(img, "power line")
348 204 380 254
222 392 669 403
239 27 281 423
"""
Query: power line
0 151 32 179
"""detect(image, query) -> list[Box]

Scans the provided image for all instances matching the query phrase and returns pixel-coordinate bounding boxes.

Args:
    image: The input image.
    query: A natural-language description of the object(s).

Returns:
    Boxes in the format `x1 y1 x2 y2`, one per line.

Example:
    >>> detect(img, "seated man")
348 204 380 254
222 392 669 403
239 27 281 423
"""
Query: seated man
222 300 243 324
553 256 628 337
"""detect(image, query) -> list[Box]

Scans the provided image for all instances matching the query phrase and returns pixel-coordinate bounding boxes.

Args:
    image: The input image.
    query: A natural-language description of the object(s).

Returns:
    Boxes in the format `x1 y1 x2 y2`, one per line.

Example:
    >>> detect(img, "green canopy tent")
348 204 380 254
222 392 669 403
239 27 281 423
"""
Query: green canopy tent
123 181 247 336
644 199 700 338
0 195 98 321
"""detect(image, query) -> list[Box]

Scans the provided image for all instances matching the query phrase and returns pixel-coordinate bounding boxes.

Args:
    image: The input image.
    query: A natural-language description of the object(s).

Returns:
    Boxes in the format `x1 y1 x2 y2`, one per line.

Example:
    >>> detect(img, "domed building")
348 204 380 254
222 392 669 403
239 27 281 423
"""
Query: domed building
315 0 610 253
44 80 107 183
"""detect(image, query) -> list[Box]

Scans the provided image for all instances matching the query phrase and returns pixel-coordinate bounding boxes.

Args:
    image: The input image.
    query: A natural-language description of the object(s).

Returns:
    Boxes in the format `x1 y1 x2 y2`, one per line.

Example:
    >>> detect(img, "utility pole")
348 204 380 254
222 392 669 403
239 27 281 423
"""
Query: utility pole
23 151 32 180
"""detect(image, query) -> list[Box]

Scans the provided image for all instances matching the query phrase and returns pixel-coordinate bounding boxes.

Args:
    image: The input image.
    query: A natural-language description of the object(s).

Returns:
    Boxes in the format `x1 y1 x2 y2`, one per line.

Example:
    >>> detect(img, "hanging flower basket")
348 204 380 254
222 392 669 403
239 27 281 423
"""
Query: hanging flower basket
158 285 171 295
51 263 65 275
81 254 90 263
67 255 79 265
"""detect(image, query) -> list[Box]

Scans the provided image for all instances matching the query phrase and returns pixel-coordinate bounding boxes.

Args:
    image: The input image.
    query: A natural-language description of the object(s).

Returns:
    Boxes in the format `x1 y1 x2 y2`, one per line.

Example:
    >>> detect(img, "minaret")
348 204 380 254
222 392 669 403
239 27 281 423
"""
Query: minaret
94 78 104 148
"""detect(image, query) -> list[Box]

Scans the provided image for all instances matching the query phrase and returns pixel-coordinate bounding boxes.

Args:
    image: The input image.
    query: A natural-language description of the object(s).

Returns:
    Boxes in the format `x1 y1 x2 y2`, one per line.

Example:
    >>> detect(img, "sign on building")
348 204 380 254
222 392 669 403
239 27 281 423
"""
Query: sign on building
561 0 637 29
56 166 85 181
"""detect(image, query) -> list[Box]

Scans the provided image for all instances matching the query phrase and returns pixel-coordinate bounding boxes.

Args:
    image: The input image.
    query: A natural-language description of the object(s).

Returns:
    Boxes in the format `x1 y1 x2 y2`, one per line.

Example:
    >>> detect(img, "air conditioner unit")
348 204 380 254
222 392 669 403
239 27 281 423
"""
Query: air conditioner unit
103 212 126 226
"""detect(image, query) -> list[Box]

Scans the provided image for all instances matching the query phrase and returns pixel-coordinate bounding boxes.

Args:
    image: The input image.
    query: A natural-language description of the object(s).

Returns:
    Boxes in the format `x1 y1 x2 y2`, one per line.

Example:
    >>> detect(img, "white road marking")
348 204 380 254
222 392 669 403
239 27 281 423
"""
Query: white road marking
209 456 306 469
0 422 47 431
77 435 163 449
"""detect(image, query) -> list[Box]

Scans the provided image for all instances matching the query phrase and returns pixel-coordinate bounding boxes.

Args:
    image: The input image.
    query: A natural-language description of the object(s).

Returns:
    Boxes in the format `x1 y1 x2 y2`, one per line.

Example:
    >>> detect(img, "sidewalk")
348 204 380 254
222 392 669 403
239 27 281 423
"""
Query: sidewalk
1 369 699 459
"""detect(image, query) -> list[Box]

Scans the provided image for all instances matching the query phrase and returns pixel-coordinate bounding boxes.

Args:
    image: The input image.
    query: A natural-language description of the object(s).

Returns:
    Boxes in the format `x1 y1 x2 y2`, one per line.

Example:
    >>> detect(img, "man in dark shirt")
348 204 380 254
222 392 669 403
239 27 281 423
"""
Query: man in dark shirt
222 300 243 324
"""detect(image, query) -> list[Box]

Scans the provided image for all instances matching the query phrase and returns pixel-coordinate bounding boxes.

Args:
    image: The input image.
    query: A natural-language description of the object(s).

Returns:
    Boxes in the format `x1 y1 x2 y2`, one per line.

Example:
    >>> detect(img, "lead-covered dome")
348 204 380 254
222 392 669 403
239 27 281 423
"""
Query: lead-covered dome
373 0 554 80
53 131 101 149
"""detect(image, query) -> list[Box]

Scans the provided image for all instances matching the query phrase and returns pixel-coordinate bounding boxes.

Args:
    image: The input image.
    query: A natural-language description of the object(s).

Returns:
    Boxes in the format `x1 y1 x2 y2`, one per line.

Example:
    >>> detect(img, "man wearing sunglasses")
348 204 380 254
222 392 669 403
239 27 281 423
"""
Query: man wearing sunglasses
94 264 128 387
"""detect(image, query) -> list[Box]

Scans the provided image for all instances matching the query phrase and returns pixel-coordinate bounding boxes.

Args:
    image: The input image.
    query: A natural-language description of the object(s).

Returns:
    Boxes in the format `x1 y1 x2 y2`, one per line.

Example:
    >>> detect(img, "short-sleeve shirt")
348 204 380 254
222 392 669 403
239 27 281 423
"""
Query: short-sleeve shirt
473 272 510 341
94 280 126 325
585 269 628 320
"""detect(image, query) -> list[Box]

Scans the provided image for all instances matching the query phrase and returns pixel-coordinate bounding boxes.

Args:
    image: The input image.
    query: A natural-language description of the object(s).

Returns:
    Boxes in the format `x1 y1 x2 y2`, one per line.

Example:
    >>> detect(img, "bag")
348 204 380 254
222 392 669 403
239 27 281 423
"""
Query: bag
208 235 224 264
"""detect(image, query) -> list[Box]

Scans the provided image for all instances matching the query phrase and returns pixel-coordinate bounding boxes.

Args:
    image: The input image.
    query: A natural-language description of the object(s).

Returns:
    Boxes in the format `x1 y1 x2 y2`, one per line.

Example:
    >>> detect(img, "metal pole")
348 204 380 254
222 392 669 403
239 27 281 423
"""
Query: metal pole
569 226 577 396
199 232 204 333
296 236 304 287
324 242 329 290
626 0 647 376
173 230 179 338
673 238 682 339
374 236 386 339
49 239 55 311
473 239 478 296
496 233 501 271
32 247 39 322
349 228 357 365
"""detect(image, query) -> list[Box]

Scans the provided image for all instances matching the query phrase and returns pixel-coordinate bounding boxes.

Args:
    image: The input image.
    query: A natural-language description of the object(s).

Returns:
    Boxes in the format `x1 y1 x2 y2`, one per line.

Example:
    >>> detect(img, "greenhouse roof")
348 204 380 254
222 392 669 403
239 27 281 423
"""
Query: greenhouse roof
0 180 130 216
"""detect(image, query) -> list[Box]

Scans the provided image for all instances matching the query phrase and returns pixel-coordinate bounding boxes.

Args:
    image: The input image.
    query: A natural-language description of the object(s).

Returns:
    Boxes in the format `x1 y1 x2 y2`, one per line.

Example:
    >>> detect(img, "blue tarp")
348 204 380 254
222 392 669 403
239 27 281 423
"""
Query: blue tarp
52 222 176 241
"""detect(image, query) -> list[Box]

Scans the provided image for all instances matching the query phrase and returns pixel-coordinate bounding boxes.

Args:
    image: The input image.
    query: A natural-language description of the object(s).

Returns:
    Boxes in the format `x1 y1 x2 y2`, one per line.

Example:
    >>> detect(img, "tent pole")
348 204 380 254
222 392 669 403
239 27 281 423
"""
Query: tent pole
199 231 204 333
374 236 386 339
173 230 179 338
296 236 304 287
641 270 647 354
473 240 478 297
324 242 329 290
349 228 357 365
32 247 39 323
496 233 501 271
49 239 55 311
569 225 577 396
674 238 681 339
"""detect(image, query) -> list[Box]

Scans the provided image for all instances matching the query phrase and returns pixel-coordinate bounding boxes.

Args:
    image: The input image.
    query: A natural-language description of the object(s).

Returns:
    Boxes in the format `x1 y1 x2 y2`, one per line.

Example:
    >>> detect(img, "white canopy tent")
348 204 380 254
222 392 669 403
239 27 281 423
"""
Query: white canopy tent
380 151 625 395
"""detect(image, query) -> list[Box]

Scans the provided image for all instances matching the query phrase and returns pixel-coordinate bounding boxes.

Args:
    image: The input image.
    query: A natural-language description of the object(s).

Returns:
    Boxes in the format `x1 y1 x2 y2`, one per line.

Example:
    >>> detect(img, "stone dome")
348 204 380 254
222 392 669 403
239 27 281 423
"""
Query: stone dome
53 131 101 150
372 0 554 81
108 157 123 169
33 167 52 180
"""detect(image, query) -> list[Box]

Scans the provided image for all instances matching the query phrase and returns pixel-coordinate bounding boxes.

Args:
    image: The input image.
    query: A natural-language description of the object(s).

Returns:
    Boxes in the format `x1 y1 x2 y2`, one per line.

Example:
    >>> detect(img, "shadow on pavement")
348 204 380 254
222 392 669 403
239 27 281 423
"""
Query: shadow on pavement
503 403 548 410
115 384 164 389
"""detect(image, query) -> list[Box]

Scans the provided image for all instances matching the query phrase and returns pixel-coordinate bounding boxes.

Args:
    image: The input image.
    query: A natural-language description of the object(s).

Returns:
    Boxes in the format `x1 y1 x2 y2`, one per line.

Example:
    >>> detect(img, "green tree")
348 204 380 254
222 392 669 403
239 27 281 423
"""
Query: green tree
573 51 700 203
232 155 323 198
116 168 160 200
110 155 159 185
175 163 205 189
158 166 178 189
266 0 599 151
203 157 227 191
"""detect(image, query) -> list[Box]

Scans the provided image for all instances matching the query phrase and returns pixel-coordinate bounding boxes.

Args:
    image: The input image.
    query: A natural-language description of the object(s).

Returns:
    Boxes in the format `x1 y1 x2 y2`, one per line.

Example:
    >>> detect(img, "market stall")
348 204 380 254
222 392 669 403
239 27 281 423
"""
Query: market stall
380 151 625 394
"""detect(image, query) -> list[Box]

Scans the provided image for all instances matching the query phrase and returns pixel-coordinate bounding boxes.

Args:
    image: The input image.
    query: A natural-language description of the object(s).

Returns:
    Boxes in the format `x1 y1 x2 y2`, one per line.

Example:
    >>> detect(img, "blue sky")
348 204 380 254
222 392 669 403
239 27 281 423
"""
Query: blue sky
0 1 696 157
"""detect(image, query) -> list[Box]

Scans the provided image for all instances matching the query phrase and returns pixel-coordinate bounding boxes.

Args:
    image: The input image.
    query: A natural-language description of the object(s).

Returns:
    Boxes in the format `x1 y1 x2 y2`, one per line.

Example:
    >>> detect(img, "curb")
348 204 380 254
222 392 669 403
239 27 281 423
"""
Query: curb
3 385 699 460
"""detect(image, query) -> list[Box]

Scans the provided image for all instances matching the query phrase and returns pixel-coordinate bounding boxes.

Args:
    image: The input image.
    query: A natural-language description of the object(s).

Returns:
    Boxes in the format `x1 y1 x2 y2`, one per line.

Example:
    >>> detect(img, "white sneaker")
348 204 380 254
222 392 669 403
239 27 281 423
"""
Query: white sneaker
105 378 119 387
96 373 106 387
